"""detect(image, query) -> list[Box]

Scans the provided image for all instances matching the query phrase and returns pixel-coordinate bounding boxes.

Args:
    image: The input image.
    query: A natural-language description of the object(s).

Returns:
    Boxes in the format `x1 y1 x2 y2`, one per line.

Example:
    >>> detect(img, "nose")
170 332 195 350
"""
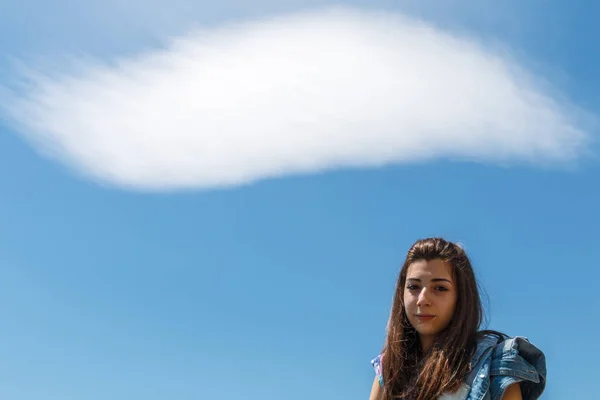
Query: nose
416 287 431 307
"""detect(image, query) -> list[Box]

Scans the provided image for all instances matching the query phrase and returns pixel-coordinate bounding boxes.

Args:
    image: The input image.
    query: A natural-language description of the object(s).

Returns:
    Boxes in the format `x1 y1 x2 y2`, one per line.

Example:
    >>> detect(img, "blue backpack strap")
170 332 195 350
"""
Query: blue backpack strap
371 354 384 387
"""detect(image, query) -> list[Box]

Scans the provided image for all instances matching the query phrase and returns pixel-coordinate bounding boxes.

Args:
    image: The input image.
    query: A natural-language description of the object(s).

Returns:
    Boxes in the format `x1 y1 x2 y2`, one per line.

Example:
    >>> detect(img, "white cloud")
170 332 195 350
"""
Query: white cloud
1 7 591 190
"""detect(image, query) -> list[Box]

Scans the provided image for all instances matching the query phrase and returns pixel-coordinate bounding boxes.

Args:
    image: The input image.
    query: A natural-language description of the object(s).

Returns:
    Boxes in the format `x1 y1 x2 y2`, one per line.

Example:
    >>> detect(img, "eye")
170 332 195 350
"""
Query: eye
406 284 420 290
435 286 449 292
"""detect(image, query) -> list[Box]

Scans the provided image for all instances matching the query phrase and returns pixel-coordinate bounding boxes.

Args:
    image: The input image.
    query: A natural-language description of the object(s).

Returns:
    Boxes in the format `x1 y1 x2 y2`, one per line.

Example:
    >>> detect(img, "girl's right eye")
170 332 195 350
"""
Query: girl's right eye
406 284 419 290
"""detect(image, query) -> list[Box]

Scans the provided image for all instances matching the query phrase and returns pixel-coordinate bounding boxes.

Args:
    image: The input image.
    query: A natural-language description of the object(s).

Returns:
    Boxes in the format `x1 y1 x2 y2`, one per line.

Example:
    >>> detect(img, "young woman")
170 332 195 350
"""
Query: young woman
368 238 546 400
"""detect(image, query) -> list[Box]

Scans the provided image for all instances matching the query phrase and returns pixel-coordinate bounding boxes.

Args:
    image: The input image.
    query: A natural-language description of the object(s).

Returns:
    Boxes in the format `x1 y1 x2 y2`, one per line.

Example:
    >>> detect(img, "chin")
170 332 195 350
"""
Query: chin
416 328 440 337
412 321 444 336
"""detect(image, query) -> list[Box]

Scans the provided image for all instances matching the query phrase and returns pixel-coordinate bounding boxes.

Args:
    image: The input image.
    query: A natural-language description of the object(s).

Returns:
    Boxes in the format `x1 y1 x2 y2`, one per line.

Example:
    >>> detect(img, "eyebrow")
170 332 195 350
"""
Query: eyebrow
407 278 453 284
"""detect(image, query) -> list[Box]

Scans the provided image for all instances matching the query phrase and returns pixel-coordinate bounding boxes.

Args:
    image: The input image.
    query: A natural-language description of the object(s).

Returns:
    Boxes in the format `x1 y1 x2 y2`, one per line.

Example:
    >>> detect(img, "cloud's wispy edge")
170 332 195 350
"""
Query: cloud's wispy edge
0 7 592 191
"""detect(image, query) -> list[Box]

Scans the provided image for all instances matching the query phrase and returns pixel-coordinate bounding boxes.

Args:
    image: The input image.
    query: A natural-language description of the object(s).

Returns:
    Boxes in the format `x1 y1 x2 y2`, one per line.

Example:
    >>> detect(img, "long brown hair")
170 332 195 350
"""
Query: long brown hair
381 237 494 400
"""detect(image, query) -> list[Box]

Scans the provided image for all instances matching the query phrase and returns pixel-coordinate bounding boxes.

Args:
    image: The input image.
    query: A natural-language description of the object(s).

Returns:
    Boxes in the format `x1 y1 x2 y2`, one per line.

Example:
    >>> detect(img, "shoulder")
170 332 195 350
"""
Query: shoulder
475 333 547 400
491 336 546 369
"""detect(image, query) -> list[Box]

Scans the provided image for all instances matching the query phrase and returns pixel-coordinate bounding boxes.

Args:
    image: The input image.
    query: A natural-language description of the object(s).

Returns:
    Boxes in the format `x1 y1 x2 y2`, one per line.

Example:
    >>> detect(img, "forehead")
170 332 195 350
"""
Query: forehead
406 259 453 280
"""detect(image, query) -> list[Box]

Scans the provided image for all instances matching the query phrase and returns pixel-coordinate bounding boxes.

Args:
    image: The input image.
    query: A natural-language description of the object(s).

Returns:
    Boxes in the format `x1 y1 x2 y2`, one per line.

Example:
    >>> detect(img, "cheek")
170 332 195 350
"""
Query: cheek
442 294 458 317
403 291 414 307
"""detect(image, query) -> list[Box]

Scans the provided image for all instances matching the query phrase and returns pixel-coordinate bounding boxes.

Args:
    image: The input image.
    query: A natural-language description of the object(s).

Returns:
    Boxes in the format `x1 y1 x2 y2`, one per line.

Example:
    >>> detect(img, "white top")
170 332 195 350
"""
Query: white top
438 383 470 400
371 355 470 400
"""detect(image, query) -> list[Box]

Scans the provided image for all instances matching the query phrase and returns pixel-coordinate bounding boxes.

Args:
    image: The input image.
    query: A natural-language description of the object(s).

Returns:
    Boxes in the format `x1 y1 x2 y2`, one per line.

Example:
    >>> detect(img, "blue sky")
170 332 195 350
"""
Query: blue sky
0 1 598 399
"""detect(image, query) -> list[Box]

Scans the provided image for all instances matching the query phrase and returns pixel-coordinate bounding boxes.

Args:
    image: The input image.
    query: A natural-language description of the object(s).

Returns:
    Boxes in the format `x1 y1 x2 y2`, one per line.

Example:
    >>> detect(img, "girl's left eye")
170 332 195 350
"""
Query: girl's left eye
435 286 449 292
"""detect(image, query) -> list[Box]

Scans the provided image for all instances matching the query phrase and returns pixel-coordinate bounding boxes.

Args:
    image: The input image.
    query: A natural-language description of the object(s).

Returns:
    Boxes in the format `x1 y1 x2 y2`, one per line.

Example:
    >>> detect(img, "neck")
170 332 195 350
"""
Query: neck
420 335 435 353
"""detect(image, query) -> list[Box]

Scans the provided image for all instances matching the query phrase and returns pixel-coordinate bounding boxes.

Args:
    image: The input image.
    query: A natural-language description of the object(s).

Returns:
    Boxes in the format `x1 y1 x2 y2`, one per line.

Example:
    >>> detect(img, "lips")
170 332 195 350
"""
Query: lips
415 314 436 322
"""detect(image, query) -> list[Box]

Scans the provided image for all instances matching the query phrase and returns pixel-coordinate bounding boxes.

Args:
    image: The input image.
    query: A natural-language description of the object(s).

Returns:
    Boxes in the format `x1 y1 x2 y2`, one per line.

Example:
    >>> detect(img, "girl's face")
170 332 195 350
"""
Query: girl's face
403 258 457 350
